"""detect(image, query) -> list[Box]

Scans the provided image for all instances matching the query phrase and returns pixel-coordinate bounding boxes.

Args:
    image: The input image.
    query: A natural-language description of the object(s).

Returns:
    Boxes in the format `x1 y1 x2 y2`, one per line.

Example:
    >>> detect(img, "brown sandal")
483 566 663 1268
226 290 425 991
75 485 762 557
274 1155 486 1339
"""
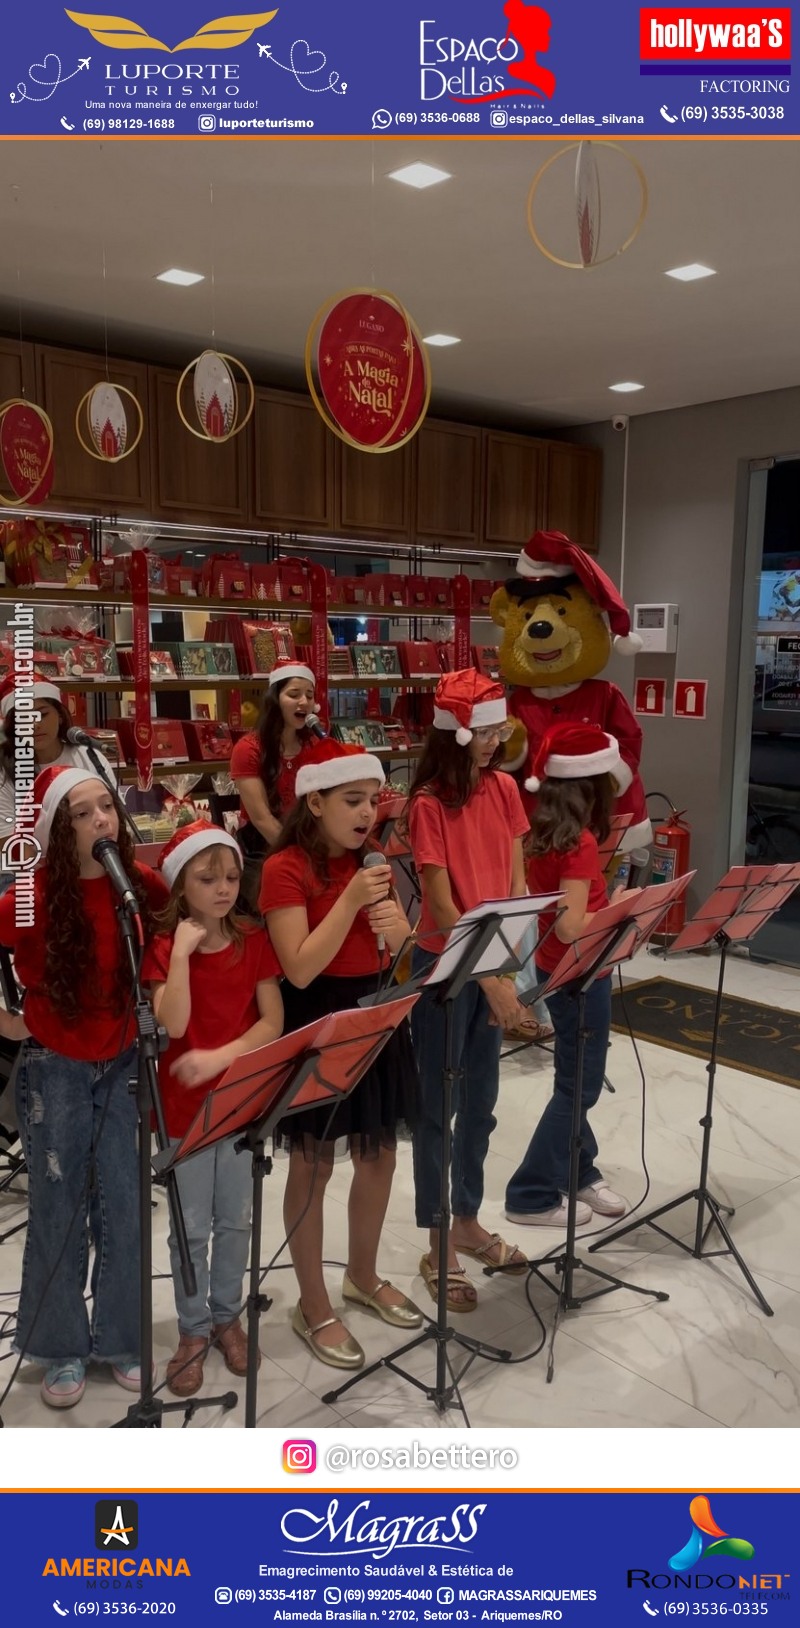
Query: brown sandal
456 1233 528 1275
166 1334 208 1397
504 1018 555 1044
419 1254 477 1314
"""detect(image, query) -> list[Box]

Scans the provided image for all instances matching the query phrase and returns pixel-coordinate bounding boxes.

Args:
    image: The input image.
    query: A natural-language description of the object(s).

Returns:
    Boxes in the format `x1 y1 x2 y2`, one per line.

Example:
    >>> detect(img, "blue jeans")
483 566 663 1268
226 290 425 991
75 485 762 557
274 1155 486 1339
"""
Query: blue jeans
411 951 502 1228
168 1135 252 1338
514 918 551 1023
15 1040 140 1366
505 969 609 1214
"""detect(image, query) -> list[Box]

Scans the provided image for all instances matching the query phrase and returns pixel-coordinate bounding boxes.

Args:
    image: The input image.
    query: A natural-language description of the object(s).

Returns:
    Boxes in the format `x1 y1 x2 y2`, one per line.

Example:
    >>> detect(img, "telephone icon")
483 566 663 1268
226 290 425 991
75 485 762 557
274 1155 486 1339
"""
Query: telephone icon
643 1605 660 1619
54 1605 69 1618
60 117 75 131
659 104 678 123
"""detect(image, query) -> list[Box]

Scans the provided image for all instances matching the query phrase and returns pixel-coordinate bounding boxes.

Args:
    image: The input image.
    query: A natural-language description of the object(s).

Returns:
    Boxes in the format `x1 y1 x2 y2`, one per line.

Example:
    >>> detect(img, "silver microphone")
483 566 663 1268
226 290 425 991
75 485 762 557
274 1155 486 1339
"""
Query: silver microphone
91 838 140 914
362 849 389 953
304 713 327 740
627 847 652 888
65 726 96 748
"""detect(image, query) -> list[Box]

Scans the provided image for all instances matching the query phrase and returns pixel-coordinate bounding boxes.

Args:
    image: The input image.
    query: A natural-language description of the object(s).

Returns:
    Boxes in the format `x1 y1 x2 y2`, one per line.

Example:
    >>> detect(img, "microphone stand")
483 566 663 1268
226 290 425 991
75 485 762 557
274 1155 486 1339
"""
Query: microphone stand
80 741 144 844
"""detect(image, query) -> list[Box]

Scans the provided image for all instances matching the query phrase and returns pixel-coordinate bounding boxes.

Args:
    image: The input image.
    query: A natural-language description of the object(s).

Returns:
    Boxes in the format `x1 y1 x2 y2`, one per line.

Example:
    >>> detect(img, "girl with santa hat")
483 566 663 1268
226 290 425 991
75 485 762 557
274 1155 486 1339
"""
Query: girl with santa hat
142 822 284 1398
259 738 422 1372
504 721 630 1227
229 660 318 905
0 673 116 882
406 670 531 1313
0 765 167 1408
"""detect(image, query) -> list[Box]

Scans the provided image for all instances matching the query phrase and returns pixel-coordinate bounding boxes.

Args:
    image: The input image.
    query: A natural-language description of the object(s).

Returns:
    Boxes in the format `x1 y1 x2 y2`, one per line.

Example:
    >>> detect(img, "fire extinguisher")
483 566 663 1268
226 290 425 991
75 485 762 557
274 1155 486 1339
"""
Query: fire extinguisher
647 792 692 936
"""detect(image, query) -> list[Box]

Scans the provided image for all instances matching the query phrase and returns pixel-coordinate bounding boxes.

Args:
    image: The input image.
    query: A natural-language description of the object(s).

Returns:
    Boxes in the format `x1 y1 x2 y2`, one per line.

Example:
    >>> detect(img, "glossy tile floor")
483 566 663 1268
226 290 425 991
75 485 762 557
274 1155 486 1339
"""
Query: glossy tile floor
1 946 798 1429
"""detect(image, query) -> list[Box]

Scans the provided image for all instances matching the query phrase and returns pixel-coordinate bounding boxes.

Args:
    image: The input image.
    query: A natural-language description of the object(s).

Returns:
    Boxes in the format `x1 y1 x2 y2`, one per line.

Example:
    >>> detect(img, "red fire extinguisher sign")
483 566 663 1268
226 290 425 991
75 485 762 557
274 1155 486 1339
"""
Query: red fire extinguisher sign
674 680 708 719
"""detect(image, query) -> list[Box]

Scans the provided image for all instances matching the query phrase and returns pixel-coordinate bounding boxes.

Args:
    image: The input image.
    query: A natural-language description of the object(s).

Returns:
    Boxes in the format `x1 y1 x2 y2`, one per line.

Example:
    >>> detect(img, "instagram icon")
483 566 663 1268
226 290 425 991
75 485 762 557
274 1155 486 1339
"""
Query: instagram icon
283 1440 317 1474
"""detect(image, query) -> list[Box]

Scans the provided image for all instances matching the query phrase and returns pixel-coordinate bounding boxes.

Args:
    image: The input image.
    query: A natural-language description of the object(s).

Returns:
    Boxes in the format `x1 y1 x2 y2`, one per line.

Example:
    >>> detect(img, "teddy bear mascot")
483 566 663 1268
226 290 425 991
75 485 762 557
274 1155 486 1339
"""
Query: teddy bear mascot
490 529 651 850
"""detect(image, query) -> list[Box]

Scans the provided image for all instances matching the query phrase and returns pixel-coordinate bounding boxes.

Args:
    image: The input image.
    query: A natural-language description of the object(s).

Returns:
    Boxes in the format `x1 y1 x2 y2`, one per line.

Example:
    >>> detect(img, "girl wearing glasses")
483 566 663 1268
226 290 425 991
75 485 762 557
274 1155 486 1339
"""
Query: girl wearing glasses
406 670 530 1313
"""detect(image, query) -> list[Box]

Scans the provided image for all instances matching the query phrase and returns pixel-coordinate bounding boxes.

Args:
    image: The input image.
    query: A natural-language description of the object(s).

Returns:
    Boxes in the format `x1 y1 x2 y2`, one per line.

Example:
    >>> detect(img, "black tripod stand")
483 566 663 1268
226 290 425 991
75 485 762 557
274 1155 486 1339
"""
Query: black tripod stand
0 946 26 1245
111 903 236 1426
322 899 550 1422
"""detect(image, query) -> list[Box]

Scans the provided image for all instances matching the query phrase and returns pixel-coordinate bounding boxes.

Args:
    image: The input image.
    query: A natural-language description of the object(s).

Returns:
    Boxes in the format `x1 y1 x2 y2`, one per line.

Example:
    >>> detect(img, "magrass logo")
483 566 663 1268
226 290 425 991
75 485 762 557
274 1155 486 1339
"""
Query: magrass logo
95 1501 138 1552
669 1495 754 1572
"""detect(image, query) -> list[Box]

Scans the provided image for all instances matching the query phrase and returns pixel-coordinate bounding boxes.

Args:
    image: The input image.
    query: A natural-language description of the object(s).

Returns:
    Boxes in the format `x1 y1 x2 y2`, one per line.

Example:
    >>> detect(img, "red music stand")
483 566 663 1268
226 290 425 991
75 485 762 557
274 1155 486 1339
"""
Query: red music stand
590 861 800 1316
597 812 633 870
520 872 694 1381
153 993 419 1428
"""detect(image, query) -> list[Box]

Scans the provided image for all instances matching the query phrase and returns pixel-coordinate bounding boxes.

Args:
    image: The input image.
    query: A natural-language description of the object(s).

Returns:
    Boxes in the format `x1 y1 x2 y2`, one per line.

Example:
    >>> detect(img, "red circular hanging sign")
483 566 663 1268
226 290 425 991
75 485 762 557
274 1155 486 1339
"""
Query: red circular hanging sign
0 400 54 504
309 291 430 452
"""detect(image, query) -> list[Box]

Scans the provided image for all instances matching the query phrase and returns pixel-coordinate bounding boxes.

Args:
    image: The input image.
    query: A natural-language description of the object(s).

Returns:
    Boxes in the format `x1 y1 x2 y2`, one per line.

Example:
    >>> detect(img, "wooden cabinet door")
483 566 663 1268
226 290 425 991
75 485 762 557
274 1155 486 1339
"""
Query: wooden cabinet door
544 442 602 553
36 344 151 510
483 430 546 549
415 419 482 544
149 365 249 523
337 438 413 540
253 389 335 530
0 339 37 504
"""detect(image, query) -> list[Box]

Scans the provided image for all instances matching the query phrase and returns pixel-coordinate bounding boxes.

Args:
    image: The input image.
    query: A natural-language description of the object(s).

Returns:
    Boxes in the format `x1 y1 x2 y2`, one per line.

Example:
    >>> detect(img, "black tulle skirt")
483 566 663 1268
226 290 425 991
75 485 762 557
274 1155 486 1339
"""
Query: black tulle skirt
275 972 419 1163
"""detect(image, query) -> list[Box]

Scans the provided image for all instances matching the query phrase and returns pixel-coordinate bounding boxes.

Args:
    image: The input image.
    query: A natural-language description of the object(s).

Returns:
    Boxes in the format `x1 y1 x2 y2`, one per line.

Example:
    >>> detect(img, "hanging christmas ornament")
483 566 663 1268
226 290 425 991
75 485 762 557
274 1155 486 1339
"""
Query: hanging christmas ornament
527 141 648 270
305 289 430 453
176 349 254 442
0 398 55 506
75 381 144 462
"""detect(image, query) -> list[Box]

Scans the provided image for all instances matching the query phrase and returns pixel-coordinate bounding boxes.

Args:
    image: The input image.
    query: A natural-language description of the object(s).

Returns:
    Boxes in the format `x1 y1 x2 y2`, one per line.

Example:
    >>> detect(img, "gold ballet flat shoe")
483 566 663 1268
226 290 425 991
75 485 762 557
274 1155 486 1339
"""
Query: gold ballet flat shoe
343 1272 424 1329
291 1301 364 1371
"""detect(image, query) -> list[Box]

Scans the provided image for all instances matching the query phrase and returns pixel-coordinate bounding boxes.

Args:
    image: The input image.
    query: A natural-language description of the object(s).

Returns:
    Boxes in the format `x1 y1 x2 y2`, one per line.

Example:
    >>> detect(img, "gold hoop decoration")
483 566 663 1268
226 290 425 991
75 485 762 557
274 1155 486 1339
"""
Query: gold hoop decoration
527 142 648 270
176 350 255 442
75 382 145 463
305 288 431 454
0 398 55 506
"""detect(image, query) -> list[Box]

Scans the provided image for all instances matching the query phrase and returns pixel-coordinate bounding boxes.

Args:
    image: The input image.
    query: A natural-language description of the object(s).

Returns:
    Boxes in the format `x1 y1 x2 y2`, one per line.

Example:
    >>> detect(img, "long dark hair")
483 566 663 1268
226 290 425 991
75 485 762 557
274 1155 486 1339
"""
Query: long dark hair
407 728 504 812
43 801 159 1023
526 773 615 858
0 699 72 778
256 680 313 819
269 791 383 894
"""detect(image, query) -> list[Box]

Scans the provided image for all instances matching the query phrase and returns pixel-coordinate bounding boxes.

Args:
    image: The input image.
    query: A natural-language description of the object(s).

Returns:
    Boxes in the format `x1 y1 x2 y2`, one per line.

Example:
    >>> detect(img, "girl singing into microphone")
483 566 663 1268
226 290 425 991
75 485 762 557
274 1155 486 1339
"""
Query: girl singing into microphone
229 660 317 905
0 765 167 1409
259 738 422 1372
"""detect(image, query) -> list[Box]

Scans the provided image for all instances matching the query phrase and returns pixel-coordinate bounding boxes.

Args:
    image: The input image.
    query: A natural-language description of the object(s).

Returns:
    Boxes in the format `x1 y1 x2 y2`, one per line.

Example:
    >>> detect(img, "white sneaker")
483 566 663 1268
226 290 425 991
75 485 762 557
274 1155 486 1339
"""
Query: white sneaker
577 1181 627 1216
505 1198 592 1227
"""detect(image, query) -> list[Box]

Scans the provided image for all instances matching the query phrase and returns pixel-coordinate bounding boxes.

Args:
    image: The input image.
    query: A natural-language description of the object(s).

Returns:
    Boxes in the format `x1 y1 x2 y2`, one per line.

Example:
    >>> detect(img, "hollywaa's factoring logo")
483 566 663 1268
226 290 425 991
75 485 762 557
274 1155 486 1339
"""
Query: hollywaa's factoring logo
421 2 556 103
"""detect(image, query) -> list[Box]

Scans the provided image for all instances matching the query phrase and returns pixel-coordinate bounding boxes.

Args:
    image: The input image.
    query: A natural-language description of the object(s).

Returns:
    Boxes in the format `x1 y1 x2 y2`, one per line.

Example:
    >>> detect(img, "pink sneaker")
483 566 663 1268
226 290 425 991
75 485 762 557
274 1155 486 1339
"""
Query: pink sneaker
577 1181 628 1217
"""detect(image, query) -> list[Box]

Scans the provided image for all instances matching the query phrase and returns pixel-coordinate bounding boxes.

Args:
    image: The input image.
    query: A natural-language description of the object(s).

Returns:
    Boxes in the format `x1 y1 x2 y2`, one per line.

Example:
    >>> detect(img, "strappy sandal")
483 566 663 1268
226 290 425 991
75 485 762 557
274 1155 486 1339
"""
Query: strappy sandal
418 1253 477 1314
455 1233 529 1275
503 1018 555 1044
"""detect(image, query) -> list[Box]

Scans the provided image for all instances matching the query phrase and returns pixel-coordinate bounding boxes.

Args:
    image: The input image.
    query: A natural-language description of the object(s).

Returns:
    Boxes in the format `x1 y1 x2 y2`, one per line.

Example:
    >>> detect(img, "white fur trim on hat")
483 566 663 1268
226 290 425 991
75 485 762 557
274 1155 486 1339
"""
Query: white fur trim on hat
613 632 644 655
295 753 385 796
160 827 241 890
516 557 573 581
1 679 62 719
525 739 622 795
34 767 102 854
267 664 316 691
433 695 507 746
612 757 633 795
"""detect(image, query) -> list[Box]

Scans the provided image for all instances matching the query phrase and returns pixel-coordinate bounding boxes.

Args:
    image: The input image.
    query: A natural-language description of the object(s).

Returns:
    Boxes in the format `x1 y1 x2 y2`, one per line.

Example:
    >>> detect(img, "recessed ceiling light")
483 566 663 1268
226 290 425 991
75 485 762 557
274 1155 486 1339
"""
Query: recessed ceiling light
155 268 204 286
665 263 716 282
423 333 461 347
387 162 452 190
609 381 644 393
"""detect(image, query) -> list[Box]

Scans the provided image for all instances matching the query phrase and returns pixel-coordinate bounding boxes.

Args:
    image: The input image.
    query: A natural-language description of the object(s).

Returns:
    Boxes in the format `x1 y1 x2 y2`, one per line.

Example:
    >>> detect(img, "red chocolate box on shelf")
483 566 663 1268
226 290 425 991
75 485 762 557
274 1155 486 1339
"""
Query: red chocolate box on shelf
205 616 295 676
112 717 189 765
471 578 501 612
472 644 501 680
397 640 441 677
199 553 252 599
250 560 309 604
183 720 234 761
405 575 452 611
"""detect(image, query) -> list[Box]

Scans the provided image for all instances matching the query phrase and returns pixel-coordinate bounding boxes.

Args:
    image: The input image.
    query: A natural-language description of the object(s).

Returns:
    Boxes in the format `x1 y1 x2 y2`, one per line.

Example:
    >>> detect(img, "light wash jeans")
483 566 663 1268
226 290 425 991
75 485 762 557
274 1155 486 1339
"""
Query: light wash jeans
15 1039 140 1366
167 1135 253 1338
514 918 551 1023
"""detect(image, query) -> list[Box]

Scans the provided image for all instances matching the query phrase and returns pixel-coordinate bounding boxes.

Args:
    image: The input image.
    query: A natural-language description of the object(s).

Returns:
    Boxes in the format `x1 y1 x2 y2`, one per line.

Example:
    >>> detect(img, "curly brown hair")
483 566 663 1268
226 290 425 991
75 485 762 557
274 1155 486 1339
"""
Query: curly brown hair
406 728 504 814
256 680 313 819
526 773 615 858
43 802 159 1023
155 843 250 954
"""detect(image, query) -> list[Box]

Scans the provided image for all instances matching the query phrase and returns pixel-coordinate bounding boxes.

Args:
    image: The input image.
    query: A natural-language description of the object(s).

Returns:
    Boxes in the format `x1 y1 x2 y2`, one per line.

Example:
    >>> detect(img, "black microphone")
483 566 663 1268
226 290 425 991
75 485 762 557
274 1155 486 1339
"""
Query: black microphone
65 726 97 749
91 838 140 915
304 713 327 740
627 847 652 888
363 849 390 953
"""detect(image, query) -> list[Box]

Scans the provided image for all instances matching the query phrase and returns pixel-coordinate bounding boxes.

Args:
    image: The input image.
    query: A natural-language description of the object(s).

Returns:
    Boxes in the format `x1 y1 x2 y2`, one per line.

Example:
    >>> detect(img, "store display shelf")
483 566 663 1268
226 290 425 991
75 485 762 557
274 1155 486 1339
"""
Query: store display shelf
58 676 245 692
116 744 425 782
0 587 466 619
328 674 438 689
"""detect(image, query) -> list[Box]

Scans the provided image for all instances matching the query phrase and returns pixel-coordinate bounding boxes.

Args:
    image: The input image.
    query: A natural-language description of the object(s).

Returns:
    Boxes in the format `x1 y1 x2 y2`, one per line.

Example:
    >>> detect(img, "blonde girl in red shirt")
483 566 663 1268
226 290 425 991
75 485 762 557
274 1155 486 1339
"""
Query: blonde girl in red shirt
259 739 422 1372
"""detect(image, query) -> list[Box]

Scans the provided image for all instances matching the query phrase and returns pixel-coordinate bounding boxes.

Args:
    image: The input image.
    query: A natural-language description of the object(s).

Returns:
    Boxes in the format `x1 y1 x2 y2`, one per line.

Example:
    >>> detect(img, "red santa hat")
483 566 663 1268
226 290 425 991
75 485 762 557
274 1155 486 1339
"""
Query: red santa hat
433 670 507 746
295 738 385 796
511 531 642 654
0 671 62 720
267 659 316 691
526 722 622 794
32 763 105 854
158 818 242 889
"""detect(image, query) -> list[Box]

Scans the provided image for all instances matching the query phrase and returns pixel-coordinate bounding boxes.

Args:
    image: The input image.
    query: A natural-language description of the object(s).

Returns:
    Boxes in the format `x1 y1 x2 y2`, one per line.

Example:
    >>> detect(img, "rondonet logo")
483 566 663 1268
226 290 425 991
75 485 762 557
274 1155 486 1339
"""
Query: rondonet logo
640 8 792 61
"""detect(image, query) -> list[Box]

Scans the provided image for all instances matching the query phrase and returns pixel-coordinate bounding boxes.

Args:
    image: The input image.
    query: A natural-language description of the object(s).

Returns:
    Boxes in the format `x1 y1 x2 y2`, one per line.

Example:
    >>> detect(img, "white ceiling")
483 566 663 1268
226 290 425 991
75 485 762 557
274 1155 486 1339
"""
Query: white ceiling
0 138 798 428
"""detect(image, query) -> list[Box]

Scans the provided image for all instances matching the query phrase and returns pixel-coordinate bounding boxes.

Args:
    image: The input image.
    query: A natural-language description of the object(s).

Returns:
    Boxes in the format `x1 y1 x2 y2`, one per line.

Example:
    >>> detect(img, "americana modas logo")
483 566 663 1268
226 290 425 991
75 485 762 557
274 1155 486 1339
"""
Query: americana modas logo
95 1500 138 1552
66 9 277 52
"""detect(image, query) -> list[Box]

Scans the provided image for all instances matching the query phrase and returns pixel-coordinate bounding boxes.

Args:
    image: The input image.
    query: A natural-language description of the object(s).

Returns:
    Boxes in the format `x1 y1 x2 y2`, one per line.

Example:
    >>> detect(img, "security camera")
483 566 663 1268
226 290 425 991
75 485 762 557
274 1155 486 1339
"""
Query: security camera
611 414 629 432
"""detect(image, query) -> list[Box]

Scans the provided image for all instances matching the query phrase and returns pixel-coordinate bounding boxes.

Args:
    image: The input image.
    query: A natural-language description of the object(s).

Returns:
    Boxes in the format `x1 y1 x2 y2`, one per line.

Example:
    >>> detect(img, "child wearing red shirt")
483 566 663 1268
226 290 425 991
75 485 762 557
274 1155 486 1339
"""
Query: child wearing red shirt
259 738 422 1372
143 821 283 1398
230 660 318 905
407 670 530 1313
505 723 630 1227
0 765 167 1409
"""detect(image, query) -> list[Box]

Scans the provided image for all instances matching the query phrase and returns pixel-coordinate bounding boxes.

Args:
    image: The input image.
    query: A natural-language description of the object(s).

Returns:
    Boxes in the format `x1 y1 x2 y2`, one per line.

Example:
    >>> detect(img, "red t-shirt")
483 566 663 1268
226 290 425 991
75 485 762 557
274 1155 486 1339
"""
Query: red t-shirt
141 926 282 1136
259 846 387 978
409 772 530 953
0 864 169 1060
230 731 314 826
527 830 609 972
